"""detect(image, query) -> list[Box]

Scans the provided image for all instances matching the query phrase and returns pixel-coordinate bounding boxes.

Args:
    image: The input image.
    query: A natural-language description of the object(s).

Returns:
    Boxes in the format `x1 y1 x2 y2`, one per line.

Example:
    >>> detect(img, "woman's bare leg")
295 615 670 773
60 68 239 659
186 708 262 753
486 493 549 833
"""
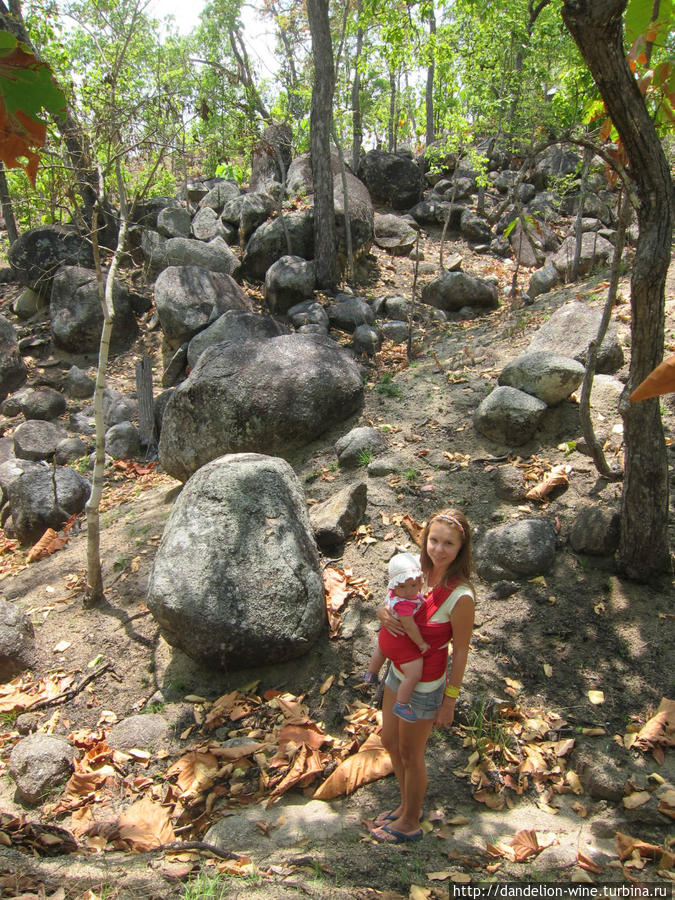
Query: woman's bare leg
377 685 434 834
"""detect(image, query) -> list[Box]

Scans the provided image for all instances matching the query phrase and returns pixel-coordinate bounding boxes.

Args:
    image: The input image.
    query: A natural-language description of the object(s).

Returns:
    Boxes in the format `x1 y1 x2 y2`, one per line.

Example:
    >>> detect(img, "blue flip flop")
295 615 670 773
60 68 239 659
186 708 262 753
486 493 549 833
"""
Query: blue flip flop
374 809 426 827
371 824 423 844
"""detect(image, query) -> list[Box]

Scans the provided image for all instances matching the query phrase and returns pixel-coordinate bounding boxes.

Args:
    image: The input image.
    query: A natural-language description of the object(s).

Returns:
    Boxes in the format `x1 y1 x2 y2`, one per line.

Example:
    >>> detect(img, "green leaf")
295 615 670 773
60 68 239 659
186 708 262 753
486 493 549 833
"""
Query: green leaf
624 0 674 44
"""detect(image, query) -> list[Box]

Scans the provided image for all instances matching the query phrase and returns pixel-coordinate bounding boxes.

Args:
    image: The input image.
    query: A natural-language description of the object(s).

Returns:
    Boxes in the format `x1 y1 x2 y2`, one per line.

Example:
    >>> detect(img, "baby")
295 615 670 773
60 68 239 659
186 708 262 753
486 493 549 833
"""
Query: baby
365 552 430 721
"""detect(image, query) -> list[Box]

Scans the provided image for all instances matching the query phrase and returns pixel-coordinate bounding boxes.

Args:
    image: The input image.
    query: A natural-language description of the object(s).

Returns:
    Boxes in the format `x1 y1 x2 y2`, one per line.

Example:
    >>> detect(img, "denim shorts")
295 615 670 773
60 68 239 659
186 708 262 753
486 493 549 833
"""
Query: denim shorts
384 665 445 720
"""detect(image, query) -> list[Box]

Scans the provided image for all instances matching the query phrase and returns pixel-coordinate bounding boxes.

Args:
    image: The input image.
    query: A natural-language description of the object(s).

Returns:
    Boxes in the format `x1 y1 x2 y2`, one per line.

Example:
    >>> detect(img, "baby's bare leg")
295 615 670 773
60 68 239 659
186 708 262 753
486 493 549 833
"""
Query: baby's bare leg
396 657 423 704
368 646 386 678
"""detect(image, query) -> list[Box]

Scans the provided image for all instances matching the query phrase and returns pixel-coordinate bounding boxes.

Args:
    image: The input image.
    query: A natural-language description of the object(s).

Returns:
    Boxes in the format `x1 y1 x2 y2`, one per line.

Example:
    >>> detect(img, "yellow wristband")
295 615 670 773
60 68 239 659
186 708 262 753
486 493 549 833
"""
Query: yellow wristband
444 684 460 699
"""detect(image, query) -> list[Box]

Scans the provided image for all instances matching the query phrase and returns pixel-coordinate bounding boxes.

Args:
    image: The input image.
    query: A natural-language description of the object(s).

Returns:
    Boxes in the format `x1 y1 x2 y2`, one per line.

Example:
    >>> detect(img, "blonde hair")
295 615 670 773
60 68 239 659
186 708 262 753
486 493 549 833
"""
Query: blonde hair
419 508 473 584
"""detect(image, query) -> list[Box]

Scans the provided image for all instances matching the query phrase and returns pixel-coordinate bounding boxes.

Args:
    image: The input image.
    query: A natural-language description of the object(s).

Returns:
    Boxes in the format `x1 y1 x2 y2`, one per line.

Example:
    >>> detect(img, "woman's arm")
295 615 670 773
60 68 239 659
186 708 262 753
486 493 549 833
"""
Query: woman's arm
434 593 475 727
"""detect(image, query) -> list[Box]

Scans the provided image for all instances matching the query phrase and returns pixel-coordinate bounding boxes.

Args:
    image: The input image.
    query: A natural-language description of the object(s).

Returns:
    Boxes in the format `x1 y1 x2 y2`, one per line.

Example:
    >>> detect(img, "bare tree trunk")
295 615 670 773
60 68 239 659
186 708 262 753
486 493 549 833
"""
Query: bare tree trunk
578 188 631 482
571 147 593 281
425 5 436 147
351 3 364 171
387 66 397 153
0 163 19 244
563 0 672 580
307 0 338 290
85 171 129 607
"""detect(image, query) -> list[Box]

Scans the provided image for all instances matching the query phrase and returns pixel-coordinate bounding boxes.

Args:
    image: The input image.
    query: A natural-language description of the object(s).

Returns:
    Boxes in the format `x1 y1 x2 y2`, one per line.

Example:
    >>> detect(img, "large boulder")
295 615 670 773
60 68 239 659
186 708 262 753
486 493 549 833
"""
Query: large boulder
373 214 417 255
357 150 424 210
0 315 27 402
157 206 191 238
187 310 288 369
159 334 364 482
198 180 241 212
154 266 250 347
498 352 585 405
0 597 35 681
264 256 316 315
241 210 314 282
551 232 614 280
475 519 557 581
527 301 624 374
164 236 240 276
421 271 498 312
8 225 94 295
146 453 325 668
333 170 374 261
50 266 138 353
473 386 548 445
0 458 90 544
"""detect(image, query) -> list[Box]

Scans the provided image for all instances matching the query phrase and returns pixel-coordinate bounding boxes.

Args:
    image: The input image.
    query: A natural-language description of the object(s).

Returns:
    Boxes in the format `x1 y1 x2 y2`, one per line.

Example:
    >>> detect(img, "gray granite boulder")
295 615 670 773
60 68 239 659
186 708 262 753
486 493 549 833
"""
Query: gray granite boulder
146 453 325 668
475 518 557 581
159 334 364 482
0 315 28 402
186 310 288 369
9 734 73 805
335 426 388 467
154 266 250 347
164 236 240 276
50 266 138 353
8 225 94 294
498 352 585 405
310 481 368 549
0 597 35 681
421 271 498 313
527 301 624 374
474 386 548 445
264 255 316 315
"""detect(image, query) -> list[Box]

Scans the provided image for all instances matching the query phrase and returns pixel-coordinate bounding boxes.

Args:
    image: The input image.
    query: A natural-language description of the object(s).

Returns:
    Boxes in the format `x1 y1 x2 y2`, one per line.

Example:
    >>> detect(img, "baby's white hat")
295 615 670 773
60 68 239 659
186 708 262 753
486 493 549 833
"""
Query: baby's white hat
388 552 423 591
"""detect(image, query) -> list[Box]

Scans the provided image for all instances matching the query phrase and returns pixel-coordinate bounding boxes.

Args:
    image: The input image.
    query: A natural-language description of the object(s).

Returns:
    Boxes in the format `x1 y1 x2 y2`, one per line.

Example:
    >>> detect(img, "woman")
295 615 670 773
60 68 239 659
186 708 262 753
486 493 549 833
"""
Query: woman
370 509 475 843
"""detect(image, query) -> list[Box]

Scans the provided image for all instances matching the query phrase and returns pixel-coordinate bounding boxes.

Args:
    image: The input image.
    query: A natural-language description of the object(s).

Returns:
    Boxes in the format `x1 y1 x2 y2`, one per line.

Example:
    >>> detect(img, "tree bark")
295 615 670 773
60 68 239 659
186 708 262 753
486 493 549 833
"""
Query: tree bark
0 163 19 244
425 5 436 147
562 0 673 580
307 0 338 290
351 2 364 172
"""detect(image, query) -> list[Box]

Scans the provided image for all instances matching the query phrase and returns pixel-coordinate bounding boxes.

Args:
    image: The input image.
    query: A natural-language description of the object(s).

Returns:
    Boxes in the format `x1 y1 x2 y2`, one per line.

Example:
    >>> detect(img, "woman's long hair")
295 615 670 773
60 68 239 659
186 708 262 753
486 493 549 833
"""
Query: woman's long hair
419 508 473 585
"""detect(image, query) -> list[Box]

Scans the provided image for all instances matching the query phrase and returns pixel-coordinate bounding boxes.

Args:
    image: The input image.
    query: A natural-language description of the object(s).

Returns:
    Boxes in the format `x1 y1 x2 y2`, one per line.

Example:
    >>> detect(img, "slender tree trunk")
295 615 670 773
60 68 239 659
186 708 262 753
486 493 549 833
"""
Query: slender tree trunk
307 0 337 290
351 2 364 171
425 5 436 147
563 0 672 580
571 146 593 281
0 163 19 244
387 66 397 152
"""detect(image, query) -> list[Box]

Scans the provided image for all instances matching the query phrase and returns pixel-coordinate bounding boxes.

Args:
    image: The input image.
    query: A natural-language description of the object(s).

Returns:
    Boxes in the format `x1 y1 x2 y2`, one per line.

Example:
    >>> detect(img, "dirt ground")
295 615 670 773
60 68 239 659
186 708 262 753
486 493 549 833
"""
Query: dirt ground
0 226 673 899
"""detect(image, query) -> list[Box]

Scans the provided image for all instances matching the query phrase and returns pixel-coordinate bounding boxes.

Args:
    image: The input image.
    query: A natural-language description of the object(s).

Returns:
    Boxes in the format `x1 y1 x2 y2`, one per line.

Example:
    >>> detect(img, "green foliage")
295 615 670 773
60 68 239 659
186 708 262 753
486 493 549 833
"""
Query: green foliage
214 160 246 183
356 448 374 467
376 373 402 398
0 29 66 184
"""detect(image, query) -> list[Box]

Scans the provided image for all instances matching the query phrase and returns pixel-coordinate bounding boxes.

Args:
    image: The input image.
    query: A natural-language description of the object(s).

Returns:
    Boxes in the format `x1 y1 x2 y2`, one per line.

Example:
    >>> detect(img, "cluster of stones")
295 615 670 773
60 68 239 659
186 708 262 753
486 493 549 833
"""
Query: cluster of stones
0 133 630 676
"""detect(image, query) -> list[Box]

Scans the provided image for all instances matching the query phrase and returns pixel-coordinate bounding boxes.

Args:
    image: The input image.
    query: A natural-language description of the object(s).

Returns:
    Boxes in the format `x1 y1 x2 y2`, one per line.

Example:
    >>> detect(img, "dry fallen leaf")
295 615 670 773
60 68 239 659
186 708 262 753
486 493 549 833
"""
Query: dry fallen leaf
588 690 605 705
525 465 571 501
319 675 334 695
27 528 69 563
577 851 603 873
622 791 651 809
117 796 175 852
313 733 392 800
